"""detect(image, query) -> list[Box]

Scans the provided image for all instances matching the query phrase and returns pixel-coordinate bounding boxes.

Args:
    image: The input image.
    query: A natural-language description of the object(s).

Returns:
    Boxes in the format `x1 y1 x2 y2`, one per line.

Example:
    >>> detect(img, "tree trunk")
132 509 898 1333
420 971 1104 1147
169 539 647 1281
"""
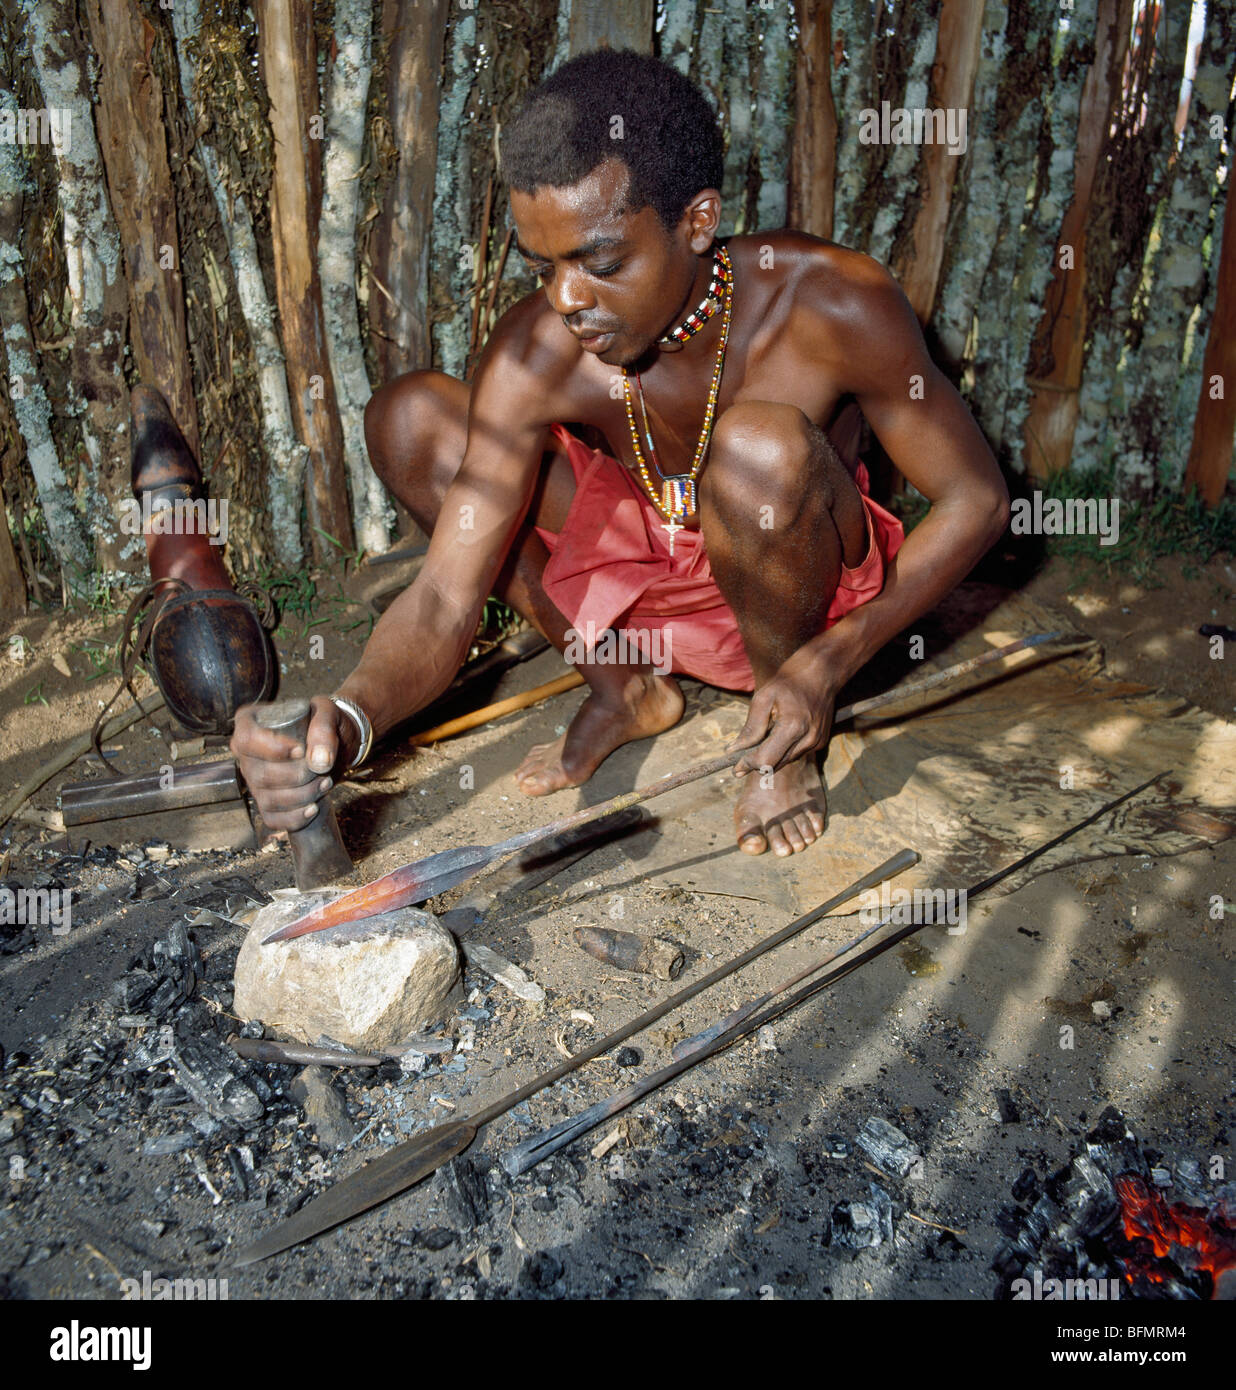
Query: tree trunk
430 6 479 378
892 0 985 324
830 0 875 249
321 0 390 557
1171 4 1236 498
171 0 308 569
789 0 836 240
934 0 1010 371
994 0 1095 474
965 0 1058 467
567 0 654 53
84 0 200 467
25 0 131 576
1108 1 1192 496
1020 0 1127 479
257 0 354 559
660 0 697 75
753 0 792 231
0 481 25 615
368 0 449 385
720 0 752 232
868 10 938 267
0 117 88 593
1183 78 1236 503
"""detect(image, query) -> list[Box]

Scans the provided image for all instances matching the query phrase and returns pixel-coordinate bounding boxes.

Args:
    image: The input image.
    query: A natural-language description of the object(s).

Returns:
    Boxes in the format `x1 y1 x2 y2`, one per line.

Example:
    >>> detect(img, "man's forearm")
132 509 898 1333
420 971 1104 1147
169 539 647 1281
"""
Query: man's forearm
335 576 477 739
806 491 1008 690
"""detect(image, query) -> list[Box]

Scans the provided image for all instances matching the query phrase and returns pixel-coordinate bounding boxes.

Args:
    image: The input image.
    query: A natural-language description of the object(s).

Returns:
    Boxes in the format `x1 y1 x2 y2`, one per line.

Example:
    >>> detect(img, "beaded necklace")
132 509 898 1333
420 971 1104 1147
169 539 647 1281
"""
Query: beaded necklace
656 243 732 346
621 244 733 556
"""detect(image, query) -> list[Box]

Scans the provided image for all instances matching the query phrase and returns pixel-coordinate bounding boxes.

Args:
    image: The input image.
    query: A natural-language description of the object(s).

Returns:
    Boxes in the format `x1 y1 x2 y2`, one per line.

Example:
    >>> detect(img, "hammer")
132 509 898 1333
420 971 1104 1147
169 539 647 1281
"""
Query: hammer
253 698 354 890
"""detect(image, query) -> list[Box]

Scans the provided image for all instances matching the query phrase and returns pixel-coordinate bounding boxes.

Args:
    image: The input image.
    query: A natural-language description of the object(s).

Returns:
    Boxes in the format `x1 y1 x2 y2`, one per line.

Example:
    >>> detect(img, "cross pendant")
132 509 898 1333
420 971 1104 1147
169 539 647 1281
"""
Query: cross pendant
662 516 683 556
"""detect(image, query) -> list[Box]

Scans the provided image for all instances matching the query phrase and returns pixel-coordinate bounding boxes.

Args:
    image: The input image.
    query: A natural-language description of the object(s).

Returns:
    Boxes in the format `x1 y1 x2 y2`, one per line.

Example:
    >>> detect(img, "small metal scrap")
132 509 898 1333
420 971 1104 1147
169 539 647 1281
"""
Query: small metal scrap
574 926 685 981
227 1035 384 1069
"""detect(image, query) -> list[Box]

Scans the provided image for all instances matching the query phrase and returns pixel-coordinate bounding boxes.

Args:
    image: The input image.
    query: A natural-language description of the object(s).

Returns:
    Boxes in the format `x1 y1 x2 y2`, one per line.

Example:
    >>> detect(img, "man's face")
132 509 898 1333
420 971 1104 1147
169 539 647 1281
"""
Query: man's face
509 157 699 367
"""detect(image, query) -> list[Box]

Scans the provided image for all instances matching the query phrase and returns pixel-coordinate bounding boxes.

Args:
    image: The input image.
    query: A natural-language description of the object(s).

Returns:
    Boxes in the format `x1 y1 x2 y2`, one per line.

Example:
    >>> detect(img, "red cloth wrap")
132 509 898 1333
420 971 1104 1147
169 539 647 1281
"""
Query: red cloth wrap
534 423 905 692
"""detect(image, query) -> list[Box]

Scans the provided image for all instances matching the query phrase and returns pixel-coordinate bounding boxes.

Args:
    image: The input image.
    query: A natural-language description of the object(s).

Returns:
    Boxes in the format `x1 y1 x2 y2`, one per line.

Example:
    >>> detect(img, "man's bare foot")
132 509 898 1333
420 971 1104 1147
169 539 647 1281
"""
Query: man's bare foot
514 672 684 796
734 756 827 856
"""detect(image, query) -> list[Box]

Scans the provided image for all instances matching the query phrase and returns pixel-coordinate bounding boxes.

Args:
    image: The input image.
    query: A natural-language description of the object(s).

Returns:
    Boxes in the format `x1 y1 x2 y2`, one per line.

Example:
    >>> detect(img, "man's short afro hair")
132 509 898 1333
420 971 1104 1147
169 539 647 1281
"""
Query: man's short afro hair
499 49 724 232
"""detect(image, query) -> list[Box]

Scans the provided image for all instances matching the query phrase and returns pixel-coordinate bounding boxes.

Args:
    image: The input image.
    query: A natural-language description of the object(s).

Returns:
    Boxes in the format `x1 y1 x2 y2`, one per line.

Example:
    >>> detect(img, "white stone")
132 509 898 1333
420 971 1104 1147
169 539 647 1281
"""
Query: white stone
233 892 462 1052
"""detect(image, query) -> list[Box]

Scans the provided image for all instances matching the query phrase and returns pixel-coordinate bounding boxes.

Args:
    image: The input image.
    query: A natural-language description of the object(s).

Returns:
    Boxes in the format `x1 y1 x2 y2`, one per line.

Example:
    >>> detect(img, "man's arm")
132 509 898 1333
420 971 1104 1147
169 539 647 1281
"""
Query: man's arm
814 258 1010 684
337 368 549 740
231 311 568 828
733 257 1009 773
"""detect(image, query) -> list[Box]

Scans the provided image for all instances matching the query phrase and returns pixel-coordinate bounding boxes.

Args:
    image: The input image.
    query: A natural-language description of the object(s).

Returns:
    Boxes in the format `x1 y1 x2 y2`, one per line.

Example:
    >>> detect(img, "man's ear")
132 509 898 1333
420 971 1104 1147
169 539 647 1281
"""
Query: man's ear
681 188 722 253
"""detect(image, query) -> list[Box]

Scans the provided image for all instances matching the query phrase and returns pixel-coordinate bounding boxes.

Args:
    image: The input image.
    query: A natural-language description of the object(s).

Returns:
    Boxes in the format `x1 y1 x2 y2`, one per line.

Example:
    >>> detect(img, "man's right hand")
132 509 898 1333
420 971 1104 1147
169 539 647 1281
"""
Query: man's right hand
230 696 360 831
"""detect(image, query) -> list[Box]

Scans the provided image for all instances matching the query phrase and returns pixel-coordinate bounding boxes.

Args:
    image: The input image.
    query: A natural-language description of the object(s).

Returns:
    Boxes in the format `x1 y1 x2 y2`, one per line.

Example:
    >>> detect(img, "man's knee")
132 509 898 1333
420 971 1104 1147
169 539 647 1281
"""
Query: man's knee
364 369 463 491
704 401 832 517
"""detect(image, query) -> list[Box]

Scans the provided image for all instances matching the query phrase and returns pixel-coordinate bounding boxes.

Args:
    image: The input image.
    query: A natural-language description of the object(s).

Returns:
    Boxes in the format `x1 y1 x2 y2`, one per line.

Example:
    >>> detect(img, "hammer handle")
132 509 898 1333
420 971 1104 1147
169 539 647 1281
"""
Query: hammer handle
252 698 353 889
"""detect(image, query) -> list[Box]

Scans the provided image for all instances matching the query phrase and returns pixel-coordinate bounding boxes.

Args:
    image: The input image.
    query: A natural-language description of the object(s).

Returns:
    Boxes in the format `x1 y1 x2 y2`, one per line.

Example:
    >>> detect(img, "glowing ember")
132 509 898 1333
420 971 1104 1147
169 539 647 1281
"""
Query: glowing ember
1115 1173 1236 1299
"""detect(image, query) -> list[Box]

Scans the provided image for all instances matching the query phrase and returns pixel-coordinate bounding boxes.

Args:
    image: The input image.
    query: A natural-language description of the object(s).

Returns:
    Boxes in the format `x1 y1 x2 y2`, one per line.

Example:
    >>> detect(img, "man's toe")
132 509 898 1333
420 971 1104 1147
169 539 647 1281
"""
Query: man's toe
737 825 768 855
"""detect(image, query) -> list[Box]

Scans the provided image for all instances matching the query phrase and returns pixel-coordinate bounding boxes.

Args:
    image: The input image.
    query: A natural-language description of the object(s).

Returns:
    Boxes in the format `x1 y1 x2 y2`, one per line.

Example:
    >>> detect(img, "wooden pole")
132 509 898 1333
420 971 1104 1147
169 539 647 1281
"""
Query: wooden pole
84 0 201 460
0 481 26 616
892 0 986 323
789 0 837 240
1021 0 1129 480
257 0 354 560
409 672 585 746
368 0 450 382
1183 164 1236 504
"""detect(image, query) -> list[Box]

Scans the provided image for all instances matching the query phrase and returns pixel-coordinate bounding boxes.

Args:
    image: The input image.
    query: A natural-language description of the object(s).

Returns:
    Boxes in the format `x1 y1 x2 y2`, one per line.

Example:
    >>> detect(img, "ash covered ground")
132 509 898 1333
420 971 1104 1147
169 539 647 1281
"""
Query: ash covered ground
1 558 1233 1301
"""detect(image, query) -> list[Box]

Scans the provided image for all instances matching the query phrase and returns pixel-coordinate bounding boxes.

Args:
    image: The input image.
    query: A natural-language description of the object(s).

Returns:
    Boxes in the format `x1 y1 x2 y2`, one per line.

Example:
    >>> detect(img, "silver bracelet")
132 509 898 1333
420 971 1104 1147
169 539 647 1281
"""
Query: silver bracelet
330 696 374 770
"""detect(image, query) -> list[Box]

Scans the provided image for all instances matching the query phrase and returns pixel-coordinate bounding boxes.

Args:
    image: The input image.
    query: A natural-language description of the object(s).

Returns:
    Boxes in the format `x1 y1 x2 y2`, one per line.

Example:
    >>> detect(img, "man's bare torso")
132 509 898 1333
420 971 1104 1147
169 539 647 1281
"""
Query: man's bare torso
488 230 894 507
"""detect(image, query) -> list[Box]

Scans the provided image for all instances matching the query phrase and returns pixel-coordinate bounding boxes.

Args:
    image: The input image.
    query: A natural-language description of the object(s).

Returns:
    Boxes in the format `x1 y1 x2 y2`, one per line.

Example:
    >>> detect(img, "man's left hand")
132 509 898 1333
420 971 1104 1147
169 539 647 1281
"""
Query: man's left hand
728 652 839 775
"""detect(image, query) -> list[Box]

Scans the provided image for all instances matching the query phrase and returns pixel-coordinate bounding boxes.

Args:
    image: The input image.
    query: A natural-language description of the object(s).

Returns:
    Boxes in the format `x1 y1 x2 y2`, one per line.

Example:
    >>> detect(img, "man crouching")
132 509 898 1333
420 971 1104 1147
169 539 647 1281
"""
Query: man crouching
232 49 1009 859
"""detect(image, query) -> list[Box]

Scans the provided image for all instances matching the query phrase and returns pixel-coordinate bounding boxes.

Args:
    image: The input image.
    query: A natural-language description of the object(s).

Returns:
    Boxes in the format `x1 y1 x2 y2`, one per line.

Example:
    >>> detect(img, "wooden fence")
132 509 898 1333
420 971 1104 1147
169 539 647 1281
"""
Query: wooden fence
0 0 1231 612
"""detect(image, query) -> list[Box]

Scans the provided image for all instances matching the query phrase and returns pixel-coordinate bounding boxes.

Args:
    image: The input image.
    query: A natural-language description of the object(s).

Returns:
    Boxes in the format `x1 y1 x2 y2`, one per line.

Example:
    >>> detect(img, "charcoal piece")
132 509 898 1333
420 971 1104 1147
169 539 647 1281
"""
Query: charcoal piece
1174 1158 1205 1203
1014 1194 1063 1258
1086 1136 1144 1182
1011 1168 1038 1204
995 1205 1026 1238
825 1134 850 1160
436 1156 489 1232
995 1089 1020 1124
172 1038 264 1125
148 1085 190 1108
830 1199 882 1251
991 1243 1025 1281
112 971 158 1012
1085 1106 1129 1147
142 1133 195 1157
129 871 172 902
227 1147 249 1199
417 1227 456 1252
616 1047 642 1067
519 1251 563 1290
288 1067 353 1150
855 1116 920 1179
144 977 184 1019
212 876 271 908
868 1183 895 1245
1212 1183 1236 1224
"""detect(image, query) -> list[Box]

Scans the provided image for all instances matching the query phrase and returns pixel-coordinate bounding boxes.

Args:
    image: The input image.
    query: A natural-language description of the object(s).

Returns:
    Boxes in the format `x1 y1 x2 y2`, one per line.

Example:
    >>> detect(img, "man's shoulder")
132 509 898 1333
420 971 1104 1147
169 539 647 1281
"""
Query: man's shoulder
735 230 916 371
471 291 583 424
737 230 900 311
485 290 575 371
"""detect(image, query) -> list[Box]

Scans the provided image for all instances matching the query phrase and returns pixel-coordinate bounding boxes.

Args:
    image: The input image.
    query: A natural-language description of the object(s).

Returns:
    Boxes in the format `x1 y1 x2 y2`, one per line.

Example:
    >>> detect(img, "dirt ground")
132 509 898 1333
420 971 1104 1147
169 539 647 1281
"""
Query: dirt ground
0 548 1232 1301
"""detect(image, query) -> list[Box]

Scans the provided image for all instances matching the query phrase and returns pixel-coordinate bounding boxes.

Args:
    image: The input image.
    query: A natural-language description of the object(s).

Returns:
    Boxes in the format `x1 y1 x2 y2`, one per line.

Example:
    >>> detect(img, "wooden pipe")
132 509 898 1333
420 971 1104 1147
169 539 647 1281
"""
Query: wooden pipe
253 699 353 890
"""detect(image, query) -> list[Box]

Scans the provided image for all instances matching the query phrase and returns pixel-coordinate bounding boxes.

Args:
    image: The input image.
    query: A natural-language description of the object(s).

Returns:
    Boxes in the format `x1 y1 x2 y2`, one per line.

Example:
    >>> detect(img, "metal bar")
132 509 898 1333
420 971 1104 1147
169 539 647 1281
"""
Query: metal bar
501 770 1169 1176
